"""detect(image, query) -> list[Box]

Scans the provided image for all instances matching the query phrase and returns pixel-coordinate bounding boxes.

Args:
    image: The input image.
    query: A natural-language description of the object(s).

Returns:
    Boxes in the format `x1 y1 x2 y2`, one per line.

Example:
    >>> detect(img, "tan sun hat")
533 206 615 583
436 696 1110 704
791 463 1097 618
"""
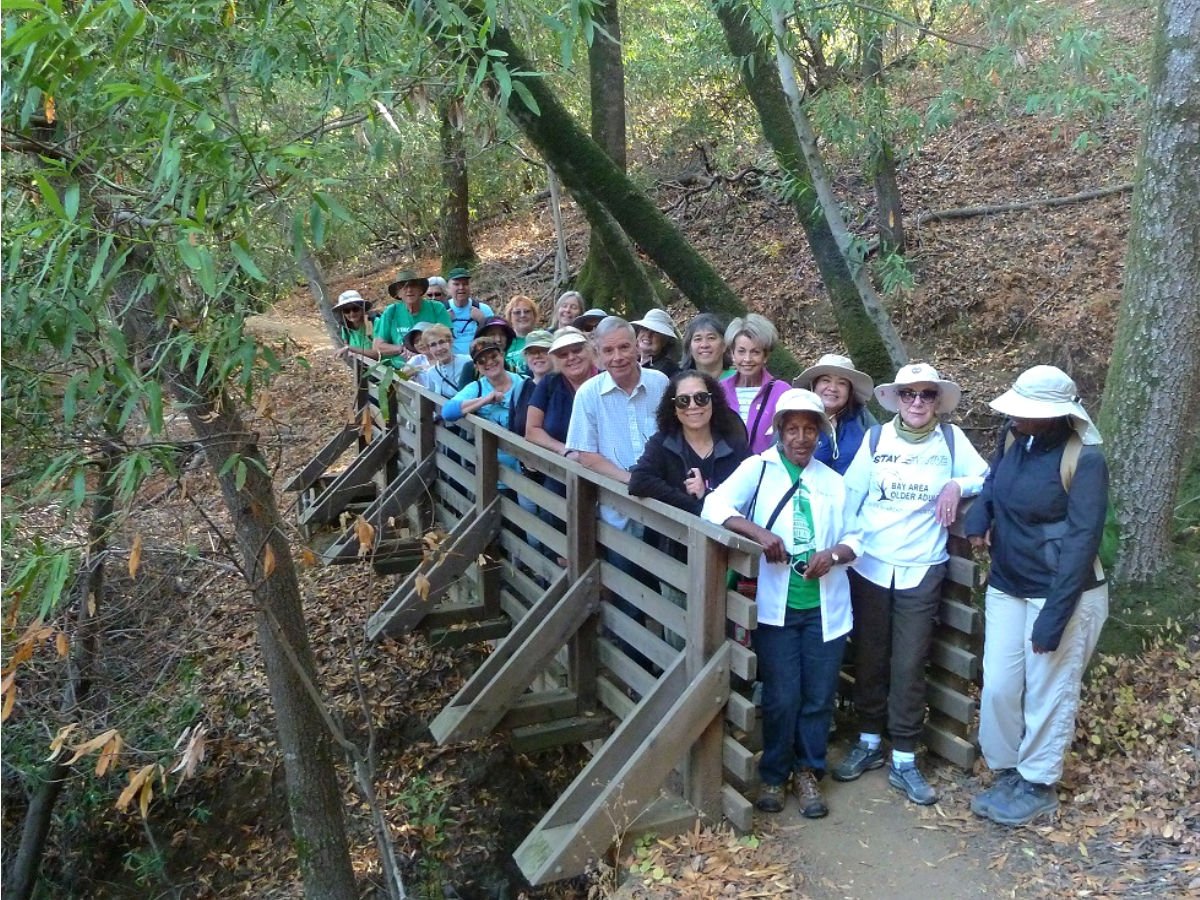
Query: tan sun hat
989 365 1102 444
875 363 962 414
793 353 873 406
333 289 372 313
631 308 680 342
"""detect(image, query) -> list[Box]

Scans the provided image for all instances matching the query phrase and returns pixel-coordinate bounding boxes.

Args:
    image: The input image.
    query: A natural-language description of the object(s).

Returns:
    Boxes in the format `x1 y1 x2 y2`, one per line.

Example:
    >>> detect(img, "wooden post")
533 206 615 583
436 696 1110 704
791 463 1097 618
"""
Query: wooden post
475 427 501 618
566 470 598 709
685 531 728 820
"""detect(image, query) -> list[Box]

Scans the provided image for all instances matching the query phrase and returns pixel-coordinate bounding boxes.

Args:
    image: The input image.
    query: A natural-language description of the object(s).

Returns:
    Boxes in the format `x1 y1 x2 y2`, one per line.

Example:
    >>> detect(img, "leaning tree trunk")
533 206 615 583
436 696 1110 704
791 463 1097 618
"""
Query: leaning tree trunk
4 445 118 900
440 95 477 272
1099 0 1200 585
712 1 908 386
863 30 905 254
172 376 357 899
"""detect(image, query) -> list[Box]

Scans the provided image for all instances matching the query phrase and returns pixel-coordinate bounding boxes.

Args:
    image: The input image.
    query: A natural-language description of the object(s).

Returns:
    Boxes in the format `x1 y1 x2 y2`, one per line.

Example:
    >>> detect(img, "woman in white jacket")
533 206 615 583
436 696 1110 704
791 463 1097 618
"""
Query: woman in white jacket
703 389 861 819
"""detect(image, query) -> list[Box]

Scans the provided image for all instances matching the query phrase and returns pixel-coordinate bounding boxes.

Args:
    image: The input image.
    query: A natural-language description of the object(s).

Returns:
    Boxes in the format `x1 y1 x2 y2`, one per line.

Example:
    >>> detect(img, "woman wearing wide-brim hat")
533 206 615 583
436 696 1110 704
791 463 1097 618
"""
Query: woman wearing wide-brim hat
373 269 450 366
332 290 379 361
964 365 1108 827
831 363 989 806
631 308 682 378
793 353 877 475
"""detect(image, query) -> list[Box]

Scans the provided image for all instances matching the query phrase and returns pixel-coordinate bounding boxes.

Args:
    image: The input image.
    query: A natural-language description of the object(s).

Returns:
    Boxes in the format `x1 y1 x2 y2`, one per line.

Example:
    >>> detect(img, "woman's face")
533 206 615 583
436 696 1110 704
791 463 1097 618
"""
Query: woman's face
896 382 939 429
779 412 821 467
510 304 538 336
556 298 582 327
637 329 666 359
480 327 510 350
673 376 713 432
476 349 505 378
551 342 592 381
813 374 852 415
524 347 553 377
689 327 725 369
732 335 766 382
340 306 366 329
426 333 453 365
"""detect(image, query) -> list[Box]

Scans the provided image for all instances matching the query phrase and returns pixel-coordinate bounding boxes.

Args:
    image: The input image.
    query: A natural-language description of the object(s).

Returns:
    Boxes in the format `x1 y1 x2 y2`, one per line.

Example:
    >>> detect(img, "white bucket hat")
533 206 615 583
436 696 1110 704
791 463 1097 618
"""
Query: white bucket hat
333 289 372 313
989 365 1103 445
875 363 962 414
631 308 680 342
794 353 874 406
549 328 589 354
770 388 835 437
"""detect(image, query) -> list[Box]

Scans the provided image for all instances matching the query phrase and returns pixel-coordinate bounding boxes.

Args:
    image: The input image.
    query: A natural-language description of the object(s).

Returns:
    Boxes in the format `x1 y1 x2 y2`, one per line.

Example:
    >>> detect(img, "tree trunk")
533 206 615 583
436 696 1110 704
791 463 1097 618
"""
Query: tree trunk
440 96 477 272
174 380 358 898
711 1 908 386
1099 0 1200 585
863 31 905 254
5 446 118 900
546 165 570 287
575 0 663 317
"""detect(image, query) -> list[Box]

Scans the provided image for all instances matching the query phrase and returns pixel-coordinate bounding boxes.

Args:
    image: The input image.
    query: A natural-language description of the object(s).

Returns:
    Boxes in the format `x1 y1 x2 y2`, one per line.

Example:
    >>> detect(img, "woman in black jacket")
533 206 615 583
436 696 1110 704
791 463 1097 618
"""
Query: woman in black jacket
630 371 750 515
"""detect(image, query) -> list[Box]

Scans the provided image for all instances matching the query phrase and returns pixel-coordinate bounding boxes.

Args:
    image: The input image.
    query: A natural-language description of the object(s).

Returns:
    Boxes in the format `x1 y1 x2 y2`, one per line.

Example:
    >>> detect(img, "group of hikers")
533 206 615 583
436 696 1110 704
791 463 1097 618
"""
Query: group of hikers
330 266 1110 829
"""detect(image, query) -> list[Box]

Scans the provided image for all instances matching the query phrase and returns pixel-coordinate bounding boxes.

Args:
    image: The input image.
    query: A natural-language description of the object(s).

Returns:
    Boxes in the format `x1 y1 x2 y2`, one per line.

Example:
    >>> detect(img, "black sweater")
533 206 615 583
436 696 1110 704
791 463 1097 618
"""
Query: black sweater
964 422 1108 650
629 430 750 516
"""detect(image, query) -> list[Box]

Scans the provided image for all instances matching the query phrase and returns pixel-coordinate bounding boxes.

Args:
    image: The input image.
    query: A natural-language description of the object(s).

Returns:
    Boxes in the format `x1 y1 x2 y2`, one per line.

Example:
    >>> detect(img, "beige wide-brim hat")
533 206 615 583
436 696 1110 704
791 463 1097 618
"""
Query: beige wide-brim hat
333 289 372 313
572 308 609 331
631 308 680 342
989 365 1103 444
875 363 962 414
793 353 873 406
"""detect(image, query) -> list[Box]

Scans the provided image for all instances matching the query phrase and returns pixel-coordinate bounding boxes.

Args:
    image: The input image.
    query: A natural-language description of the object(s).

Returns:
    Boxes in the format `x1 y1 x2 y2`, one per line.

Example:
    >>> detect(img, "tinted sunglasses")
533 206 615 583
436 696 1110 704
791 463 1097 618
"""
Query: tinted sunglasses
898 388 939 403
673 391 712 409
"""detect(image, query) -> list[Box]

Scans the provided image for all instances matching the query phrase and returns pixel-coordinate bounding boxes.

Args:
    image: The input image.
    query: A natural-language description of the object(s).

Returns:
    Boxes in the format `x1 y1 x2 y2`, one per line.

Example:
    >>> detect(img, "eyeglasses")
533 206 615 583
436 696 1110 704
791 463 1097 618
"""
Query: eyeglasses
426 338 450 348
511 308 534 317
426 292 446 299
673 391 712 409
898 389 939 404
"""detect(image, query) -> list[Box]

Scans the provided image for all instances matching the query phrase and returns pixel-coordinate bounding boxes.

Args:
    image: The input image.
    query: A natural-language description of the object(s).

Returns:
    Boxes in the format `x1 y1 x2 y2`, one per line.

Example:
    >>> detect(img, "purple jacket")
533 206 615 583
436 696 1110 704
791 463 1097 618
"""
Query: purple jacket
720 369 792 454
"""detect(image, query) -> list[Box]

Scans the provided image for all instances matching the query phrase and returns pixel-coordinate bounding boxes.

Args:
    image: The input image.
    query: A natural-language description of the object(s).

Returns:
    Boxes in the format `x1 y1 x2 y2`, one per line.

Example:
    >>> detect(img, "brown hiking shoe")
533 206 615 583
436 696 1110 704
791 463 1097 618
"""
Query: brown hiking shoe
793 770 828 819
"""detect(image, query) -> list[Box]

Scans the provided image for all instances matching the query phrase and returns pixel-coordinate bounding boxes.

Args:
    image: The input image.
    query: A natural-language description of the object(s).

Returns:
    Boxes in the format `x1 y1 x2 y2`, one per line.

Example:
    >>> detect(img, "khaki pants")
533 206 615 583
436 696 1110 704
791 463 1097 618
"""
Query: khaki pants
979 584 1108 784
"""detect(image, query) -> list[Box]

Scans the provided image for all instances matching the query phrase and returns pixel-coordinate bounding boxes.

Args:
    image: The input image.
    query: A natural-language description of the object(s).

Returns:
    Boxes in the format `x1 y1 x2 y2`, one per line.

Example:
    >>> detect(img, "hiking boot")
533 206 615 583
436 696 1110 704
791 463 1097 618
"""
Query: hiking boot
970 768 1021 819
986 777 1058 826
831 741 885 782
793 770 828 819
756 782 786 813
889 762 939 805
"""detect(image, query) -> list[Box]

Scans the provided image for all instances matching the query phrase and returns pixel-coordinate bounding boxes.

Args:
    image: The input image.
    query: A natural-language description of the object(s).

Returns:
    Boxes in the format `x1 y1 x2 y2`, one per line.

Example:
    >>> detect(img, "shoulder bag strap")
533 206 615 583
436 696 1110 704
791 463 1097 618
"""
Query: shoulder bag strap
747 380 779 444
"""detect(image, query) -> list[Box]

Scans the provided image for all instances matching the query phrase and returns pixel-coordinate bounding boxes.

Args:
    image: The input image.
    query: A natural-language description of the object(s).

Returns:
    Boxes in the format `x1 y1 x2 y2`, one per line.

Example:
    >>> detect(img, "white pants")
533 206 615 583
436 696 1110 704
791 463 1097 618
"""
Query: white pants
978 584 1108 785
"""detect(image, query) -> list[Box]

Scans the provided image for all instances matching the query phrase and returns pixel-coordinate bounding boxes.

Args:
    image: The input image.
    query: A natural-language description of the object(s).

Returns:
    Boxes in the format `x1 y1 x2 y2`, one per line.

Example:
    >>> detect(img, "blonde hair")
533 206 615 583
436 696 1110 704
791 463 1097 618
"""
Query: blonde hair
422 324 452 344
725 313 778 353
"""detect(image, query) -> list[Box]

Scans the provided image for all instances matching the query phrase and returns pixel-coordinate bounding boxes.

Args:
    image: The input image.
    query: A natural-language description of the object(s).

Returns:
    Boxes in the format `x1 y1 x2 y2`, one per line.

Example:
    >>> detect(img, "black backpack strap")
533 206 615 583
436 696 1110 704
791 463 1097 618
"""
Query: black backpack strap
764 478 801 531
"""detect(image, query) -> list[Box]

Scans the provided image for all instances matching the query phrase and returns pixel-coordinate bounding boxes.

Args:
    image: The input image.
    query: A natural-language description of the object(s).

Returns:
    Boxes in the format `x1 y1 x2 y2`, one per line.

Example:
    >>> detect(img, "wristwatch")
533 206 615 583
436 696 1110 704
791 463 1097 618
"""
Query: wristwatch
830 550 842 565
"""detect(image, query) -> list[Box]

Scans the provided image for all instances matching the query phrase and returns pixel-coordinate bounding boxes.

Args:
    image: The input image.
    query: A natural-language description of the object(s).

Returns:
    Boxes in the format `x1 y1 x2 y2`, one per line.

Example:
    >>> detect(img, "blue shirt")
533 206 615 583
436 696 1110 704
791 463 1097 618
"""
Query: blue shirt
814 405 877 476
447 299 496 356
442 373 528 476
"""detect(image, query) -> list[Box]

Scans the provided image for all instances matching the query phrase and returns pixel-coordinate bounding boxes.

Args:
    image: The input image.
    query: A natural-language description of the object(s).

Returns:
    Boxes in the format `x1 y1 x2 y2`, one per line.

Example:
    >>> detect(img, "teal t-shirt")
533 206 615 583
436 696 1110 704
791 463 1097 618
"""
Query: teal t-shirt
780 456 820 610
374 300 452 366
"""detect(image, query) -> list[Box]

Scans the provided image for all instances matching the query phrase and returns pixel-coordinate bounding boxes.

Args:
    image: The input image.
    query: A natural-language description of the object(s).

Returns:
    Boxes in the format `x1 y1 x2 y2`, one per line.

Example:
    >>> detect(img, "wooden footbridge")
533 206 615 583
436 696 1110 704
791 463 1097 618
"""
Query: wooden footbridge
288 365 985 886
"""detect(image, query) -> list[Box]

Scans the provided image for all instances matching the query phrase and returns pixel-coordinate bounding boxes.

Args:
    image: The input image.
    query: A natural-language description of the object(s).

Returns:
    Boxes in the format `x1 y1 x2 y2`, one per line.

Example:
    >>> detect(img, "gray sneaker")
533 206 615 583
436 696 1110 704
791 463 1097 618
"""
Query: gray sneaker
831 741 885 782
970 768 1020 818
889 763 939 805
986 777 1058 826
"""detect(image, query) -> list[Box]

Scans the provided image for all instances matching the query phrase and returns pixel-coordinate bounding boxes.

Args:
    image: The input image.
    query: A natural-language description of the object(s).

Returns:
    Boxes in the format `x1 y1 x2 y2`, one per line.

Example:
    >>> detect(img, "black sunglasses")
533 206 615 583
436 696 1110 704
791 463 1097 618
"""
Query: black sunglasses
898 388 939 403
673 391 712 409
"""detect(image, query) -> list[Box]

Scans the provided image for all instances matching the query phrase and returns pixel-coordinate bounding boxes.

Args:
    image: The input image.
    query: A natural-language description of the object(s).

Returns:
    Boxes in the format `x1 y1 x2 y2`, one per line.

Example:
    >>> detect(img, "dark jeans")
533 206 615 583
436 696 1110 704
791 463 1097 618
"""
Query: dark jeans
847 564 946 752
753 605 847 786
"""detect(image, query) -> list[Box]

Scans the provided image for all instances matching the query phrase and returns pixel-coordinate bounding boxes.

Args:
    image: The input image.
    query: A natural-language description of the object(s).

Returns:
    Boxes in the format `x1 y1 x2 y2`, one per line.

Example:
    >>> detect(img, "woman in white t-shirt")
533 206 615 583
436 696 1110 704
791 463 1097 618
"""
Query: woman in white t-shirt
831 363 988 806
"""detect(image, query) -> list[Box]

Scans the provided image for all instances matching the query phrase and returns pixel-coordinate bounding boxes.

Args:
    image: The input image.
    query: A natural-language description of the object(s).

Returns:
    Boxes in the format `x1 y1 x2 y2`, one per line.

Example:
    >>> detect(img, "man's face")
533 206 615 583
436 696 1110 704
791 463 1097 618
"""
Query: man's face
398 282 423 305
597 327 637 384
449 277 471 303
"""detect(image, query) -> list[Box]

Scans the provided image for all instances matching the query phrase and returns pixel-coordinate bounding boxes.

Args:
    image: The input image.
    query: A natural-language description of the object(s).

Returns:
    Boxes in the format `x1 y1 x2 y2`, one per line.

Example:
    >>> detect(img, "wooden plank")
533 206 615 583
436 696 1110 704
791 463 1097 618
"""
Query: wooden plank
724 589 757 631
596 637 656 700
725 691 757 733
300 427 398 525
930 637 979 680
939 597 981 636
370 541 425 575
429 567 595 743
596 520 689 590
599 604 681 672
514 646 731 886
284 424 360 492
427 617 511 649
567 473 599 712
322 455 438 562
433 478 472 518
421 602 491 630
494 465 568 522
595 675 636 722
436 424 476 462
511 716 613 754
498 532 562 585
497 689 579 731
927 678 975 725
433 453 475 497
365 498 502 640
475 427 499 506
686 530 728 820
621 795 700 843
597 561 686 638
722 734 758 785
722 784 754 833
499 496 568 557
727 640 757 682
947 555 979 590
924 719 977 769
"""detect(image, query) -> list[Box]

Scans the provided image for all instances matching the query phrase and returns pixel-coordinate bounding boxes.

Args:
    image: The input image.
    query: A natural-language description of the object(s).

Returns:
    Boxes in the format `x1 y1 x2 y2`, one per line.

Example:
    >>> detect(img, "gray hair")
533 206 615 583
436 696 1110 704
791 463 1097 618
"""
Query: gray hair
427 275 448 289
593 315 635 343
725 313 778 353
554 290 584 315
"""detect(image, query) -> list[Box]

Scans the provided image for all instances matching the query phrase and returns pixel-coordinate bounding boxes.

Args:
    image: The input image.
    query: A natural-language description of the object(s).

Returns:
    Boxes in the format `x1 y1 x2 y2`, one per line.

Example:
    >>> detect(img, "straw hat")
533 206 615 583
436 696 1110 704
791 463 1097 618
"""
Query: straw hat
875 363 962 414
794 353 873 406
989 365 1102 445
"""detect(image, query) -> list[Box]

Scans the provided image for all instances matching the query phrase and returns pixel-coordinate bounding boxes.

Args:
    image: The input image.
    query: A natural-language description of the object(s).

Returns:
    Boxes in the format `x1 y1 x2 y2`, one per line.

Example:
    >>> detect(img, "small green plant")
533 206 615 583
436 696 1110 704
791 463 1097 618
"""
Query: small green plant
874 251 915 296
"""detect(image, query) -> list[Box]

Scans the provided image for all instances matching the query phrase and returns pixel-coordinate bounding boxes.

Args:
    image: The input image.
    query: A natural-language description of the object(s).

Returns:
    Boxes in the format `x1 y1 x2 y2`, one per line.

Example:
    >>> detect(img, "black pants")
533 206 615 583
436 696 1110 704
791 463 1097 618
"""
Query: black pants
847 564 945 752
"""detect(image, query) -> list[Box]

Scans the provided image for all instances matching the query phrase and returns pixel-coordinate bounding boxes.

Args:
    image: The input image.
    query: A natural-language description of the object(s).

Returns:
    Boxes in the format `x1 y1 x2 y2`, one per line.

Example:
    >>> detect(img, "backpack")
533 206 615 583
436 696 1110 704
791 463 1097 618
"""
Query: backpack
1003 428 1114 580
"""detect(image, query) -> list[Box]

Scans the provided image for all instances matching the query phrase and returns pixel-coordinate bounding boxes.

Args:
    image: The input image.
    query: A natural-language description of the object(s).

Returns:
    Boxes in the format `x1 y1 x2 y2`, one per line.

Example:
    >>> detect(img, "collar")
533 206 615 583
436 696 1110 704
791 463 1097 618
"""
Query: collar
663 431 737 459
598 368 647 396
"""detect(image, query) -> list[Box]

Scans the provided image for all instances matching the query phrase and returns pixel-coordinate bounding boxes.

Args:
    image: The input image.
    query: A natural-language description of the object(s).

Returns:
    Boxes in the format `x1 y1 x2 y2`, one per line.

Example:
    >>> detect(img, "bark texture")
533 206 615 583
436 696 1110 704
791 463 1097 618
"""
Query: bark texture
863 32 905 254
440 97 477 272
1099 0 1200 584
712 1 908 386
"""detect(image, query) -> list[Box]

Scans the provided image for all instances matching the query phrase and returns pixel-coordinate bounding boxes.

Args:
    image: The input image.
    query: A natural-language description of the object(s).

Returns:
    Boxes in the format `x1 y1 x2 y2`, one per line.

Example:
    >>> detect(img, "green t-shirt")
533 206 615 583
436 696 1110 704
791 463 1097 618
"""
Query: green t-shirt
506 336 528 374
780 456 821 611
374 300 451 366
341 324 373 350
